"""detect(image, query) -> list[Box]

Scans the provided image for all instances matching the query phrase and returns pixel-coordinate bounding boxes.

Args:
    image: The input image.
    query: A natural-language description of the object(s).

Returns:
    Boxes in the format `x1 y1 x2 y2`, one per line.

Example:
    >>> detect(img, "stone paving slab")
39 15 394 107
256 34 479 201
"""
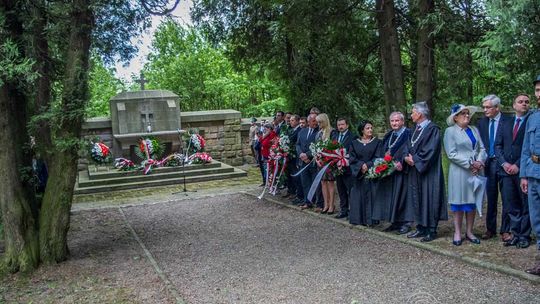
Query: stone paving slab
121 193 539 304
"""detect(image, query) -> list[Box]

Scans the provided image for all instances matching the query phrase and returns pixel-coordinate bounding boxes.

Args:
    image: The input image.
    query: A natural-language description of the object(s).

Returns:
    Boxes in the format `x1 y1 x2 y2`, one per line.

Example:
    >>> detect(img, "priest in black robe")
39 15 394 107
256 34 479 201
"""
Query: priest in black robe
372 112 413 234
349 120 382 226
404 102 448 242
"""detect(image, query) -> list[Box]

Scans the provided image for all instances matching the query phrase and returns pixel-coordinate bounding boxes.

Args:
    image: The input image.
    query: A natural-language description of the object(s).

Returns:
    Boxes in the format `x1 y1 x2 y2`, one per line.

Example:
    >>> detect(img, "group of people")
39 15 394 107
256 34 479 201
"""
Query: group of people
248 75 540 276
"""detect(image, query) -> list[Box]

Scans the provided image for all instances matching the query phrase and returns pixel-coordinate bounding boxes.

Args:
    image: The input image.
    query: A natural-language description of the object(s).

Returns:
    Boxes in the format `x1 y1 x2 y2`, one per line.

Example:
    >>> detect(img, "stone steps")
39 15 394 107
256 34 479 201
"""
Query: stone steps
75 161 247 195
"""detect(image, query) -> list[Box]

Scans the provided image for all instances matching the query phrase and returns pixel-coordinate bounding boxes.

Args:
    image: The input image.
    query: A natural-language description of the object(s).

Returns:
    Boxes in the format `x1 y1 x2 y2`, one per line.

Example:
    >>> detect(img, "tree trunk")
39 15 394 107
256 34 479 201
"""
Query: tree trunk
0 0 40 274
375 0 407 117
415 0 435 113
39 0 93 264
0 85 40 273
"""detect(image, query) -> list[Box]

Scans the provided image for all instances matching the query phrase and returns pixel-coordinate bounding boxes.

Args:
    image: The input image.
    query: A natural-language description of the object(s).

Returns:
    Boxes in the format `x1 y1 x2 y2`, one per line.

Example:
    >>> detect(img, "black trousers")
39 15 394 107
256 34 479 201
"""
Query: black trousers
500 174 531 240
336 174 352 214
485 158 504 234
286 159 297 195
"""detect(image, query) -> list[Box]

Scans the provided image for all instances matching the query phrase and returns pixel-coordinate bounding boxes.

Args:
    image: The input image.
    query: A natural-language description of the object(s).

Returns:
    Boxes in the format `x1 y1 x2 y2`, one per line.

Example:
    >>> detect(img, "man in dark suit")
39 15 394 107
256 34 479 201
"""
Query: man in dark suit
284 114 303 202
274 111 285 135
331 118 356 219
495 93 531 248
477 94 512 240
296 113 319 209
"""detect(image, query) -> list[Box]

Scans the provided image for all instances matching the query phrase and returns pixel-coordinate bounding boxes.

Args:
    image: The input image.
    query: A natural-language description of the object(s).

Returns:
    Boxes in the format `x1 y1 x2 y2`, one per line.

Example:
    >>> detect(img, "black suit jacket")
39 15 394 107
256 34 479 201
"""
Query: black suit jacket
477 114 511 159
296 127 319 165
288 126 301 160
494 113 530 176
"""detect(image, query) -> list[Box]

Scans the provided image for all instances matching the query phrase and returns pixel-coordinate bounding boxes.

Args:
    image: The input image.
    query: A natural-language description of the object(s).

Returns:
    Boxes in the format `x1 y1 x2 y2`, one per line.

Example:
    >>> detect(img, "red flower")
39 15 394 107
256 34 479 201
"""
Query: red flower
384 154 392 162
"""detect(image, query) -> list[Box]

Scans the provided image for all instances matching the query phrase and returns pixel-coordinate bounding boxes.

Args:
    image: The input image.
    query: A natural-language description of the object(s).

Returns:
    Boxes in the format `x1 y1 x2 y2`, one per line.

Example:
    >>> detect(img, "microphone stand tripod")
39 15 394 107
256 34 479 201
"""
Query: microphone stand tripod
172 129 196 195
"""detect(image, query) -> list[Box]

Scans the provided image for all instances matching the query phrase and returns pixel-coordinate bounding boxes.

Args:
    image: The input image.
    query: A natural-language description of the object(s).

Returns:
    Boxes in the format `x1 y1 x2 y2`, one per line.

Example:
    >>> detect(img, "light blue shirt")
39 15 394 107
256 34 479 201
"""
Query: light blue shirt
520 111 540 179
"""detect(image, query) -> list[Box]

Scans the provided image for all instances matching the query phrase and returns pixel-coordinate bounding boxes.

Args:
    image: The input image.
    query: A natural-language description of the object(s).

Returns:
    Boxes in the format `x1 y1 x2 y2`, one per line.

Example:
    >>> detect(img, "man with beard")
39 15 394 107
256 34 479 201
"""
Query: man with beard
332 118 356 219
496 93 531 248
404 102 447 242
373 112 413 234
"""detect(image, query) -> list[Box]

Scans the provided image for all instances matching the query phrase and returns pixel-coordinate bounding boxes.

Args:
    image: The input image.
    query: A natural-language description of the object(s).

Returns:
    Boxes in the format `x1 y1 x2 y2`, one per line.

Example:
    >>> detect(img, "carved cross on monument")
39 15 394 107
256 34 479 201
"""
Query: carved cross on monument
140 103 153 133
135 71 147 90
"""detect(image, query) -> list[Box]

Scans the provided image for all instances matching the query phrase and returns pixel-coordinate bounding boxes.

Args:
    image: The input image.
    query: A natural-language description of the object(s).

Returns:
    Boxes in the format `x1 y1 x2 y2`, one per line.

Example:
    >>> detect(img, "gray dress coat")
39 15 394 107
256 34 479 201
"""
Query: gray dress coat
443 125 487 205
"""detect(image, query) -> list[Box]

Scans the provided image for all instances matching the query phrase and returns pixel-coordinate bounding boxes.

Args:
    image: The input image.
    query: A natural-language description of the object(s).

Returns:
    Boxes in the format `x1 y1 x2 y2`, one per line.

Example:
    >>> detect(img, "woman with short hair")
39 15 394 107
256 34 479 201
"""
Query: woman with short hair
258 123 277 186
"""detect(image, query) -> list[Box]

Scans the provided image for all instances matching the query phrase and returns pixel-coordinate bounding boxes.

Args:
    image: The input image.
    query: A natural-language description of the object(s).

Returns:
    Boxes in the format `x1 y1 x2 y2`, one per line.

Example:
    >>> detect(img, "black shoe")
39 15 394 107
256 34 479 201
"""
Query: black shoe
407 230 426 238
321 210 328 214
466 236 481 245
290 198 303 205
397 226 411 235
335 212 348 219
420 233 437 242
517 239 530 249
453 239 462 246
504 237 519 247
327 211 335 215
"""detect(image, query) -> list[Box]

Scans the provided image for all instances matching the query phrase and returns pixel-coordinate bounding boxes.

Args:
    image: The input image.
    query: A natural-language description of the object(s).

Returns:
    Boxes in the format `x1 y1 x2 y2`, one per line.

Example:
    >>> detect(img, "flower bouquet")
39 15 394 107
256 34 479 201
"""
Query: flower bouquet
189 152 213 164
366 154 396 179
136 137 164 160
310 139 349 176
114 158 136 171
187 133 206 154
90 142 111 164
265 135 290 195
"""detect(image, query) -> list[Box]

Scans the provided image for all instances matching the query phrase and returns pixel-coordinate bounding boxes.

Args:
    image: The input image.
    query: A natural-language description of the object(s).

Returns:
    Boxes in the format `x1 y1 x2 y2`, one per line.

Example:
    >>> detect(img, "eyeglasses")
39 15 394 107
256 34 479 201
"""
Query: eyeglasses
457 111 470 116
483 106 495 109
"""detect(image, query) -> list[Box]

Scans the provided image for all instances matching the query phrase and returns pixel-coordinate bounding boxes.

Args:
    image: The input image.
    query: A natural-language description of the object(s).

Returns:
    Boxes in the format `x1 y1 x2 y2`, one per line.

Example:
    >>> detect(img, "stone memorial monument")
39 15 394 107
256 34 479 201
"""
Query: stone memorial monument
109 89 182 160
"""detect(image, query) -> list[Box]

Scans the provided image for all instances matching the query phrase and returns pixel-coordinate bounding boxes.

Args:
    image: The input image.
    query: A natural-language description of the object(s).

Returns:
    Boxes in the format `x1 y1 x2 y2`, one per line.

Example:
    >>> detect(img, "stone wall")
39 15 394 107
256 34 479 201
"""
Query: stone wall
81 110 249 169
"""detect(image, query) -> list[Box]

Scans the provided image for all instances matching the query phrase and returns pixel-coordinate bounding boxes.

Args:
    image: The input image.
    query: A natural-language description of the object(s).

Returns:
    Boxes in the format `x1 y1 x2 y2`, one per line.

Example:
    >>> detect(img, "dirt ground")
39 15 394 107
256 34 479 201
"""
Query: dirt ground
1 165 539 303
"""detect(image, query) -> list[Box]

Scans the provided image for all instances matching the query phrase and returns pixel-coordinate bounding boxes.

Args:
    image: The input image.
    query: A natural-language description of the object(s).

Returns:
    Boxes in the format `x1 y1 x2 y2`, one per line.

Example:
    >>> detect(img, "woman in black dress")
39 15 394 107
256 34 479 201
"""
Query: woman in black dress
349 120 382 226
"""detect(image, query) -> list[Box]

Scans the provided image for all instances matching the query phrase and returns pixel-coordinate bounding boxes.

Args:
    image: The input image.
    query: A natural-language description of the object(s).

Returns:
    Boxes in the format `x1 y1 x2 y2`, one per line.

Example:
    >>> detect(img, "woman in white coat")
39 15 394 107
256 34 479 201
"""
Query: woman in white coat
444 104 487 246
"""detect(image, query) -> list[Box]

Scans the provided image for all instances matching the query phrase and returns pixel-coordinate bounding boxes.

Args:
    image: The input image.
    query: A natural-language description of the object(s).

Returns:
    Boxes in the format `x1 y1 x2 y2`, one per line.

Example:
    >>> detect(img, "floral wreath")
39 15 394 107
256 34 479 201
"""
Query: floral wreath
90 142 111 164
135 137 164 160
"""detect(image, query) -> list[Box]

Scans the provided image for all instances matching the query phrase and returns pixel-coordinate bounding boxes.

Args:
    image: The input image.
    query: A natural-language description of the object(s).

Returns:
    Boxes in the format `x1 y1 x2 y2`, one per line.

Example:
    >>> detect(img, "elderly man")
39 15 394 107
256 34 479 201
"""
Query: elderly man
331 118 357 219
404 102 447 242
477 95 512 241
296 113 319 209
495 93 531 248
373 112 412 234
520 75 540 276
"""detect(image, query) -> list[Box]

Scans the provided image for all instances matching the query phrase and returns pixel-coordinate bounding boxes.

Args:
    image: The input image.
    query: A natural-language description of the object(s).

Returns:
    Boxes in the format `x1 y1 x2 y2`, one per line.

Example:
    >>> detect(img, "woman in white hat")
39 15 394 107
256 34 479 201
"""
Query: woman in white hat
443 104 487 246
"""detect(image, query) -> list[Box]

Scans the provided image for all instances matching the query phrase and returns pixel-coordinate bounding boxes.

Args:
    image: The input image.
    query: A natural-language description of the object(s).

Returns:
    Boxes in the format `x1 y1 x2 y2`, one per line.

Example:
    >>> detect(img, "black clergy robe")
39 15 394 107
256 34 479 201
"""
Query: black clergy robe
405 122 447 230
372 128 413 223
348 138 382 226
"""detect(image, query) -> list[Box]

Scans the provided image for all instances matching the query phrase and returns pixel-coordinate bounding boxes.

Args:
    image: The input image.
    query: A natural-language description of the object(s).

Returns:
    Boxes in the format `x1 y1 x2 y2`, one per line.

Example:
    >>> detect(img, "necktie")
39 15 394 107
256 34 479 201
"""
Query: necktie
391 132 398 143
338 133 344 143
512 118 521 141
489 119 495 157
307 128 312 139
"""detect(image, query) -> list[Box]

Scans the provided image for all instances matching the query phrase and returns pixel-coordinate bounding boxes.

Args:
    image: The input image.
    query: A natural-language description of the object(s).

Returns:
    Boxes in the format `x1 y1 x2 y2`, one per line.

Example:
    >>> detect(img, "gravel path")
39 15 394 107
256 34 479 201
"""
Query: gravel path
122 193 539 304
